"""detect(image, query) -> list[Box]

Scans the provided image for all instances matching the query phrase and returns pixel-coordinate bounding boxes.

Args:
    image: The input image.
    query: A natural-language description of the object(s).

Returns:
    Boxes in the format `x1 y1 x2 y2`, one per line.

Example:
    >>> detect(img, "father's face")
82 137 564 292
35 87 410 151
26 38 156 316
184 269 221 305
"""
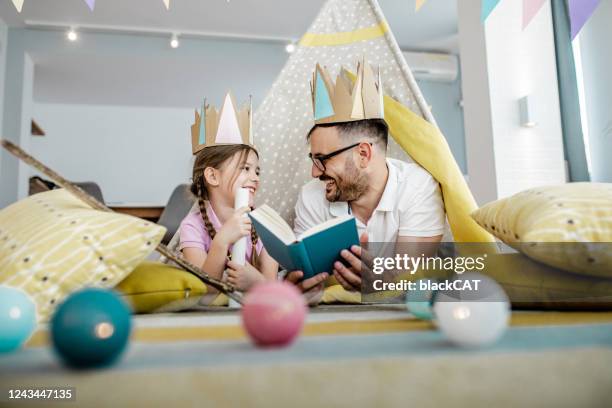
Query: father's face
309 126 368 202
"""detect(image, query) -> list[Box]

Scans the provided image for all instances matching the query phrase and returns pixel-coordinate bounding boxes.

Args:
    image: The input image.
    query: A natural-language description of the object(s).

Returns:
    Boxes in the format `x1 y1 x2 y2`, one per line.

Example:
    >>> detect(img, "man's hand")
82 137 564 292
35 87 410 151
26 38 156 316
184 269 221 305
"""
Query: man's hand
333 232 371 292
285 270 328 306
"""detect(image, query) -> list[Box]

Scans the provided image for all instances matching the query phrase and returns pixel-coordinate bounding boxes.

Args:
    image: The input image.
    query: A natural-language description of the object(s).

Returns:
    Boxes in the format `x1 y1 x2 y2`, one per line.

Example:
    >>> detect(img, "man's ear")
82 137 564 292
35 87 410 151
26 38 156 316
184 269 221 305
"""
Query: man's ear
357 142 373 168
203 167 220 187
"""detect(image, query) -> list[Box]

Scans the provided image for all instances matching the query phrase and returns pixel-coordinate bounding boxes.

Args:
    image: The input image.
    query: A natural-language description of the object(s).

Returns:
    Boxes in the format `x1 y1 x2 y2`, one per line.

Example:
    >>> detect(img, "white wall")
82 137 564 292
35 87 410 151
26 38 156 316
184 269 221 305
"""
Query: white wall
457 1 497 205
0 28 289 207
458 0 566 203
485 0 566 198
30 103 194 205
577 0 612 182
0 18 7 176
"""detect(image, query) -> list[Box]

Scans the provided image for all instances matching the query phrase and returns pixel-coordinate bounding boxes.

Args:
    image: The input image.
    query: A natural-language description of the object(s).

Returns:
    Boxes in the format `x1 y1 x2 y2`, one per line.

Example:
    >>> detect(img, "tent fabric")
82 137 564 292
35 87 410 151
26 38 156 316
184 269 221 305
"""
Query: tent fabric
253 0 427 224
254 0 491 242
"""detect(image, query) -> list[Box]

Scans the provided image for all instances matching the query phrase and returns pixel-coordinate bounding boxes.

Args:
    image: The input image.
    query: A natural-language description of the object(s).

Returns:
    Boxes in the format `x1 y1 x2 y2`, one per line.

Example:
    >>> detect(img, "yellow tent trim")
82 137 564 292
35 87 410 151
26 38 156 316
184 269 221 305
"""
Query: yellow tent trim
299 21 389 47
342 69 494 243
384 95 495 242
25 312 612 347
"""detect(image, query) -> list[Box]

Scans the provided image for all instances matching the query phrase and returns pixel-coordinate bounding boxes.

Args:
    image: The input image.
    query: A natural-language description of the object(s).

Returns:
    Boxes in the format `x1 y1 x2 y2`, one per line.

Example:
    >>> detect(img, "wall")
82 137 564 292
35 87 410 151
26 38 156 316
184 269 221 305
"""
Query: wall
0 18 7 195
1 26 470 207
577 0 612 182
31 79 468 205
485 0 566 198
0 29 34 209
457 0 497 205
30 103 193 205
417 75 467 174
0 17 7 137
458 0 566 203
0 28 289 207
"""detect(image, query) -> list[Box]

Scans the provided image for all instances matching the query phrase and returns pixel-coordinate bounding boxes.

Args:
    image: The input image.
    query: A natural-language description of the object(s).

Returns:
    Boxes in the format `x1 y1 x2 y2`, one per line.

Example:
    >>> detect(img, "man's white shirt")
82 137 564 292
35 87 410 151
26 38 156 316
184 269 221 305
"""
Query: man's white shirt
294 158 446 242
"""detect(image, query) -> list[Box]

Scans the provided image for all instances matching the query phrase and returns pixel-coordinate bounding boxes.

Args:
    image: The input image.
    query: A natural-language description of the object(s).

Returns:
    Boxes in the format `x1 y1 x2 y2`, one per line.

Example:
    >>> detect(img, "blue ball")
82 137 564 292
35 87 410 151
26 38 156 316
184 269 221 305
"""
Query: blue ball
51 288 132 368
0 286 37 353
405 278 438 320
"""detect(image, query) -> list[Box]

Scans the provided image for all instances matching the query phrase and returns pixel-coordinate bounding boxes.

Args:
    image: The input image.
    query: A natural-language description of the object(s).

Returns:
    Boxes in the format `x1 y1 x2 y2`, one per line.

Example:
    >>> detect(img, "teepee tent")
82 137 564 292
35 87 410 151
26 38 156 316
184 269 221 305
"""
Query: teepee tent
254 0 493 242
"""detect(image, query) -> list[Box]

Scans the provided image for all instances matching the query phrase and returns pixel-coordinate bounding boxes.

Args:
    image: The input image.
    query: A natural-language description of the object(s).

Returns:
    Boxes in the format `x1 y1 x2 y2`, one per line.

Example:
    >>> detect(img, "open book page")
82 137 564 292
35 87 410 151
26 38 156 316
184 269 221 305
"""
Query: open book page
250 205 296 245
298 214 355 240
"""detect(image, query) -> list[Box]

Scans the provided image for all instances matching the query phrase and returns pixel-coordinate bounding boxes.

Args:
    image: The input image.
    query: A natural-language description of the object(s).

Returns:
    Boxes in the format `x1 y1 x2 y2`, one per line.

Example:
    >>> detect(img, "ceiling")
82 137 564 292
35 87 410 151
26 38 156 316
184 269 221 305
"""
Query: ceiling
0 0 459 107
0 0 458 48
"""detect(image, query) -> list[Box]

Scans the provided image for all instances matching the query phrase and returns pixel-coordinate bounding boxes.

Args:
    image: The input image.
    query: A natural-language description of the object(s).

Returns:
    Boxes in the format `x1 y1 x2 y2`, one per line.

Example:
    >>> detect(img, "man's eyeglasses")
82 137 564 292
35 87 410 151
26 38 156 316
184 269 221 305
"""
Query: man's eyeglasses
308 142 371 172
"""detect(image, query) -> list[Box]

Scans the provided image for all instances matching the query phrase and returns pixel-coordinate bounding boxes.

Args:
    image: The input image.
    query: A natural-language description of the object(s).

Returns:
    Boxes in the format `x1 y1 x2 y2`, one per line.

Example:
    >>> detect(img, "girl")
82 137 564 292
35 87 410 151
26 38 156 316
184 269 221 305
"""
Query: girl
179 144 278 291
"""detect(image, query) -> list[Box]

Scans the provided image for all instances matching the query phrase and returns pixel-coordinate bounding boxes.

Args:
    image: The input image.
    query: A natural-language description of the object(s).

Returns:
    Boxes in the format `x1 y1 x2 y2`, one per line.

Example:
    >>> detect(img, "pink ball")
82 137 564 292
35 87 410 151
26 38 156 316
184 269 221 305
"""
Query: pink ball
241 281 307 347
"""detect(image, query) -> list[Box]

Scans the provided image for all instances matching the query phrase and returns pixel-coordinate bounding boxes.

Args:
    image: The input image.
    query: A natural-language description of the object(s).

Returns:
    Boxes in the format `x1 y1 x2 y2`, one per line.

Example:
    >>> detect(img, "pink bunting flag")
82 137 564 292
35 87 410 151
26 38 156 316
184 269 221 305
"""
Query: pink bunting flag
522 0 547 29
83 0 95 11
569 0 602 39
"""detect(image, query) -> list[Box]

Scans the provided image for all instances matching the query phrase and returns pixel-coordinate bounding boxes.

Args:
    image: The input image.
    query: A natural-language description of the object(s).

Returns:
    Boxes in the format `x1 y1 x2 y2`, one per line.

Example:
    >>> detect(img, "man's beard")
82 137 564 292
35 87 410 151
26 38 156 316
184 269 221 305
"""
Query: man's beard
320 157 369 202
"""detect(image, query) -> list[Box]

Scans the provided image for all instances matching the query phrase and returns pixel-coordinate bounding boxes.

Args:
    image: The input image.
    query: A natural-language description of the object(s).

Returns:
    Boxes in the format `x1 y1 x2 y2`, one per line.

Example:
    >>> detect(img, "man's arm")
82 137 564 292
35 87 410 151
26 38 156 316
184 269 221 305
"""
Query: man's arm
332 234 443 292
334 173 446 291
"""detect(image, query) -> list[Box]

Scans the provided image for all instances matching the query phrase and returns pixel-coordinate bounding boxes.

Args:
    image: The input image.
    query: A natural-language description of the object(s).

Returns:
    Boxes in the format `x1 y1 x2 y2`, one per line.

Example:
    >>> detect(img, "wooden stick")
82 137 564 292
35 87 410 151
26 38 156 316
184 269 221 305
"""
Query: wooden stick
1 139 242 304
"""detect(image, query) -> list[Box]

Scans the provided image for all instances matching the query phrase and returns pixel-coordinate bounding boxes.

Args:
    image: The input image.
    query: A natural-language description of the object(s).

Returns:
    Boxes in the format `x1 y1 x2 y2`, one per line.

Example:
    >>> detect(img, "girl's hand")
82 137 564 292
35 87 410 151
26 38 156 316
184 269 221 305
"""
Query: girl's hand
215 206 251 247
226 260 265 292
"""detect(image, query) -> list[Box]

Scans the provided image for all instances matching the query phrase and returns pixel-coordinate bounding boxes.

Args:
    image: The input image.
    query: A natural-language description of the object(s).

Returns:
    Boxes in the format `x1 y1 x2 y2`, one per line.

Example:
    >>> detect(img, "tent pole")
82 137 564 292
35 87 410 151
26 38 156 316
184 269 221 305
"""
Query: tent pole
366 0 439 128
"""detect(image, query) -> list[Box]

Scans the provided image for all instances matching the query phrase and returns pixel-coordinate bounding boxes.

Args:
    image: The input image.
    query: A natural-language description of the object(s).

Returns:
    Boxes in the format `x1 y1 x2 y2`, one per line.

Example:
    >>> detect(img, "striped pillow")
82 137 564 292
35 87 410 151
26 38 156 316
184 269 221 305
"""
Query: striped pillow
471 183 612 278
0 189 165 321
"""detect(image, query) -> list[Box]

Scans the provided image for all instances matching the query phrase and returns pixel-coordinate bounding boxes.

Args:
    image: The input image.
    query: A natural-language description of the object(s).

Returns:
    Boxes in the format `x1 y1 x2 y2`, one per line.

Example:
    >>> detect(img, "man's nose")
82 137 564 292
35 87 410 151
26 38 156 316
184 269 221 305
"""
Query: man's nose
311 163 323 178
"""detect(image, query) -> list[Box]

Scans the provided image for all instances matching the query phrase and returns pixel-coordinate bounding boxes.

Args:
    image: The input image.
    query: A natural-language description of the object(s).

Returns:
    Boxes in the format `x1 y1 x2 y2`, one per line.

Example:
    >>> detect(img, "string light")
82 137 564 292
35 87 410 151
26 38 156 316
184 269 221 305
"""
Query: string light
170 33 180 49
67 28 78 42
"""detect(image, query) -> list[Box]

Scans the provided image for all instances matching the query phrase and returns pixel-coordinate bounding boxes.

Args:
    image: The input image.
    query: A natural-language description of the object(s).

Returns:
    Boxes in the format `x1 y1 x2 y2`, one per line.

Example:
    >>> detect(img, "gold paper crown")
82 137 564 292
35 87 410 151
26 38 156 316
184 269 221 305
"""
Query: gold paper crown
310 58 384 125
190 92 253 155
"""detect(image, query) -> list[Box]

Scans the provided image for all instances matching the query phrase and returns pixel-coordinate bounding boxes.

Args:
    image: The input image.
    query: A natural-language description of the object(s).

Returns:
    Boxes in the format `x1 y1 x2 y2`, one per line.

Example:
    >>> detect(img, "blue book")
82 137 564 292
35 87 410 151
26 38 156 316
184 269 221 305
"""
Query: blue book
249 205 360 280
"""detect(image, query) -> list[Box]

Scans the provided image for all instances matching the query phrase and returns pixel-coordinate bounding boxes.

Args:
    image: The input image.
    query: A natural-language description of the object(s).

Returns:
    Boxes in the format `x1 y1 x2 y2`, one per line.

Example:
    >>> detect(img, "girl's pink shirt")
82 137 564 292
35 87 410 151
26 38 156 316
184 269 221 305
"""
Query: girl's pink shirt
179 202 263 262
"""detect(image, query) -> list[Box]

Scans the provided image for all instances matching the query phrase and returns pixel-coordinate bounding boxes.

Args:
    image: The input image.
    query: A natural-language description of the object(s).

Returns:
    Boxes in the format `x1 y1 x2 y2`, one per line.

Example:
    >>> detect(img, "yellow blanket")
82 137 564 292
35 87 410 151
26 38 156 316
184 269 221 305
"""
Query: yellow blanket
384 95 495 243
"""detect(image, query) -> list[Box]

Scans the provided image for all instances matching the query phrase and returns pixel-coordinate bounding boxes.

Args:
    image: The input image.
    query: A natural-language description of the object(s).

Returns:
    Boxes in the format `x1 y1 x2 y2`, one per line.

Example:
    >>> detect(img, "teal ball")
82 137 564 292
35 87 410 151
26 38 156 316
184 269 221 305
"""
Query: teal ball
51 288 132 368
405 279 438 320
0 286 37 353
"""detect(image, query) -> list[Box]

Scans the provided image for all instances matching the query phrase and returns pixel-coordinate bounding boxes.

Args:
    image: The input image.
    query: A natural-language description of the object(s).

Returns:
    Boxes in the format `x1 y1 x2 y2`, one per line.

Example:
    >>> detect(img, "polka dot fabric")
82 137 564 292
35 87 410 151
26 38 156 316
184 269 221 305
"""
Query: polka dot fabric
0 189 165 322
253 0 426 224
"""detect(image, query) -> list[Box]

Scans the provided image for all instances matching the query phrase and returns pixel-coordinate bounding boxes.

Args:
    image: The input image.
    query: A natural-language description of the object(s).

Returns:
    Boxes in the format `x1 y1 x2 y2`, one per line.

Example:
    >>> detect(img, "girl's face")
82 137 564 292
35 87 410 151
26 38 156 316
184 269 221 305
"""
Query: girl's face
213 149 260 207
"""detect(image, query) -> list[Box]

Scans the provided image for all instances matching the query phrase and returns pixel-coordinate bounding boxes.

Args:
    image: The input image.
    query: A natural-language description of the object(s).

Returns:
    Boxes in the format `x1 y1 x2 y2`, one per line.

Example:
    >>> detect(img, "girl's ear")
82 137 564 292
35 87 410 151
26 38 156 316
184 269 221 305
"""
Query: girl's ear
203 167 220 187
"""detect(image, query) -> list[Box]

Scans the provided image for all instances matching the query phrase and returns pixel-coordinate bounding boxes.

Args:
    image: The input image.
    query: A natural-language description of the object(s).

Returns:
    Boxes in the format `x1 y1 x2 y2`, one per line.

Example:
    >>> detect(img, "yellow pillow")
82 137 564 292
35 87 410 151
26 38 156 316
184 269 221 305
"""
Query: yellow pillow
0 189 165 321
482 253 612 309
321 284 361 304
384 93 495 243
392 252 612 309
472 183 612 277
115 262 207 313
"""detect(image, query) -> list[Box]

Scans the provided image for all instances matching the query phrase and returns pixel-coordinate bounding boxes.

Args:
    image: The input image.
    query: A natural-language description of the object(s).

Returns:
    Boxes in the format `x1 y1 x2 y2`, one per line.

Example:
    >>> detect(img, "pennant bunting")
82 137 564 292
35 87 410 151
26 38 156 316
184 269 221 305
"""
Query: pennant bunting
568 0 601 39
415 0 428 12
11 0 24 13
83 0 95 11
522 0 547 29
481 0 502 22
163 0 170 10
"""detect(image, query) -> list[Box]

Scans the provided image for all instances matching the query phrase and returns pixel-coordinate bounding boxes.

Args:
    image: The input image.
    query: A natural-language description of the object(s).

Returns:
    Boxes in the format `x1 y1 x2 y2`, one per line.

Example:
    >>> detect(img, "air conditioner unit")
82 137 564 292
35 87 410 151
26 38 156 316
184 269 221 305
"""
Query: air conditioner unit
402 51 459 83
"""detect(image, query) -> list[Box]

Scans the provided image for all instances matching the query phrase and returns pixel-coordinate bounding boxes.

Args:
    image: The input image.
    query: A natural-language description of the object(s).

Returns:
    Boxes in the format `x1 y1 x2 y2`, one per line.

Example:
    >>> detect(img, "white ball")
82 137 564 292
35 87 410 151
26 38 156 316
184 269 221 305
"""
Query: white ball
433 273 510 348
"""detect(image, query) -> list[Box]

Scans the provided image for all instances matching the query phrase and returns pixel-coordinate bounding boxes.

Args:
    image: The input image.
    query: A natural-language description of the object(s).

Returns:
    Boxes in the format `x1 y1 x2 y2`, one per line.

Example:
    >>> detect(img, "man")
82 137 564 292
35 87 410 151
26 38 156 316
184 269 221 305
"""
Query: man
286 61 445 297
